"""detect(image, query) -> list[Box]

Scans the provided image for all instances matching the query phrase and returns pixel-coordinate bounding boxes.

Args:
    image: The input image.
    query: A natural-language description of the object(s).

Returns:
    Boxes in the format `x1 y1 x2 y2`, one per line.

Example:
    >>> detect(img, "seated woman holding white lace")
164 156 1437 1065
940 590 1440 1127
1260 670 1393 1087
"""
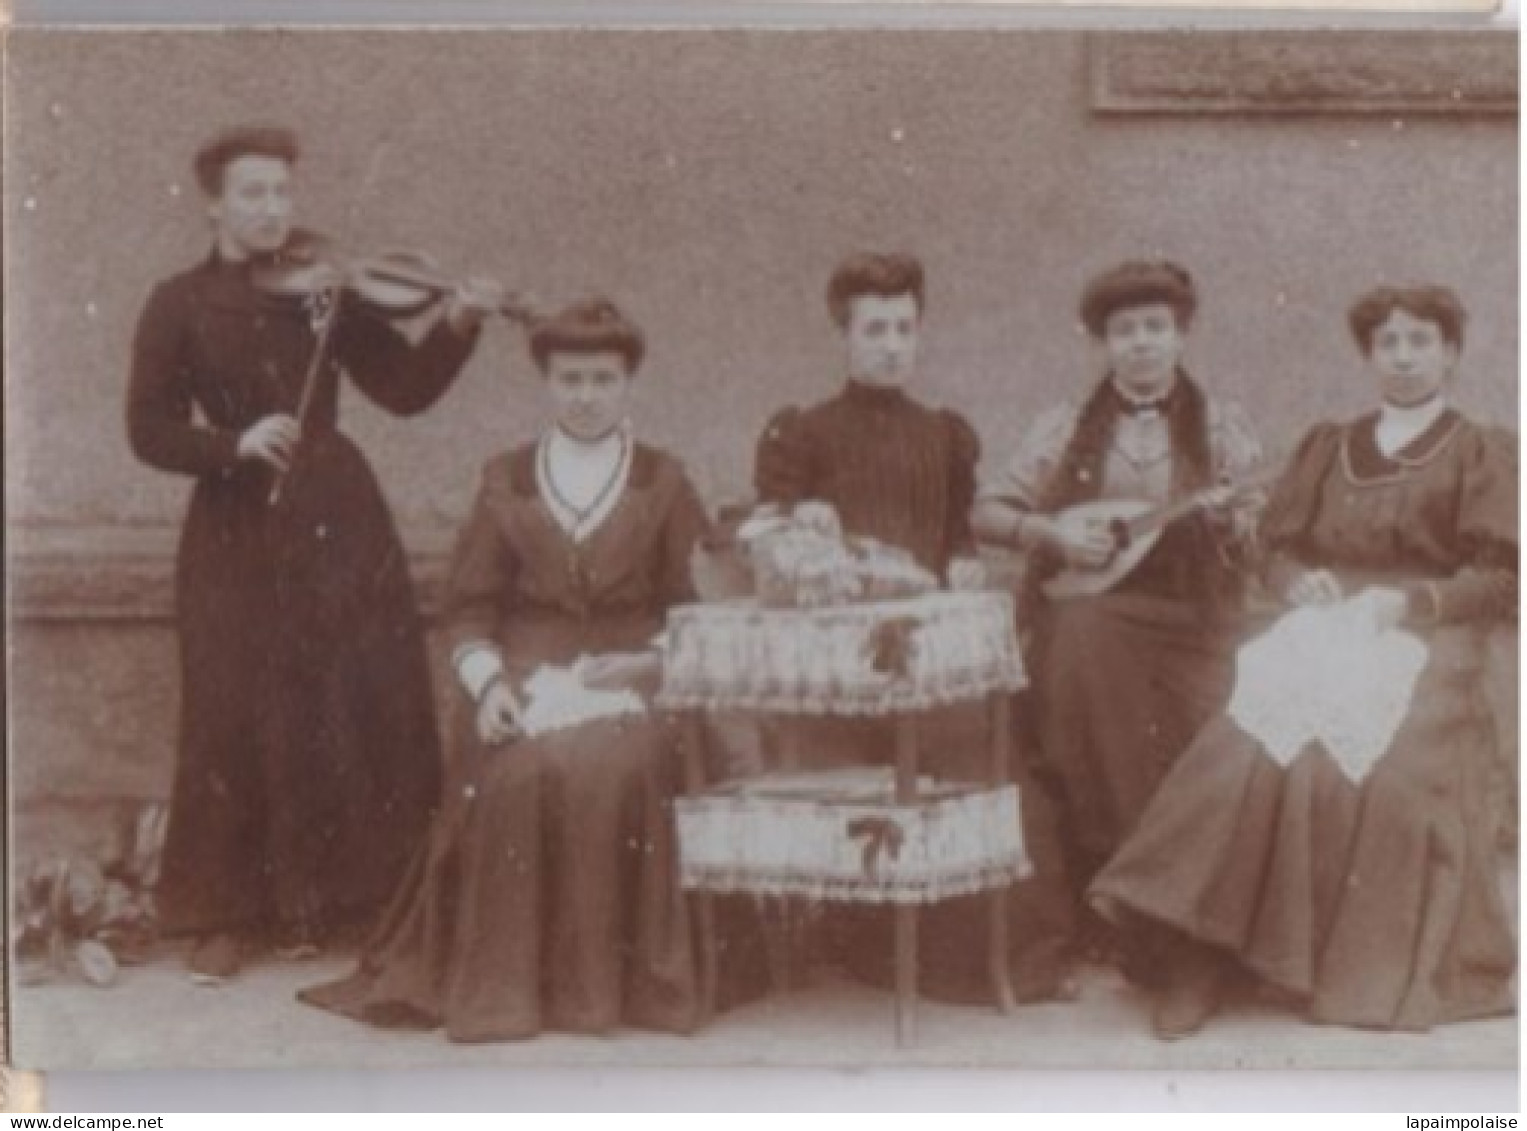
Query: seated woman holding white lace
302 298 707 1042
1090 284 1518 1039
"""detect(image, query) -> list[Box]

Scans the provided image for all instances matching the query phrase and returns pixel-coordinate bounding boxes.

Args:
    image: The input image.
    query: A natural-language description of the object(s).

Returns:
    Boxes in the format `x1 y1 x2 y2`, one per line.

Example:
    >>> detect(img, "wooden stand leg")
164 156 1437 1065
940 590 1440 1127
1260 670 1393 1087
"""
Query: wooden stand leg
989 693 1019 1014
682 714 719 1020
698 894 719 1019
988 887 1016 1015
894 715 919 1046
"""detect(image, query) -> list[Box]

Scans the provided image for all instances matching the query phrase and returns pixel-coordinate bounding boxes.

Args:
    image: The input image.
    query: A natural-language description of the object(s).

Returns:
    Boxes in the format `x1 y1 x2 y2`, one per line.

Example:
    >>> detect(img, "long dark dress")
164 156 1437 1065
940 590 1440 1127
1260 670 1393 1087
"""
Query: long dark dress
978 378 1264 992
1091 410 1518 1029
126 250 480 940
301 441 707 1041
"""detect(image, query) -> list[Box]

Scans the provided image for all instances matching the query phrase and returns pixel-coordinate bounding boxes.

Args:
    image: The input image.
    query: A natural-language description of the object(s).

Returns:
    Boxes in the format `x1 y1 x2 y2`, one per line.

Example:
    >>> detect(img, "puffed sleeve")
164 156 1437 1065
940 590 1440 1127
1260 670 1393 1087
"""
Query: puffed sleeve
1410 423 1519 626
332 299 482 417
753 406 817 506
976 403 1077 513
658 460 711 611
126 281 243 477
941 409 981 558
442 461 519 657
1258 423 1346 602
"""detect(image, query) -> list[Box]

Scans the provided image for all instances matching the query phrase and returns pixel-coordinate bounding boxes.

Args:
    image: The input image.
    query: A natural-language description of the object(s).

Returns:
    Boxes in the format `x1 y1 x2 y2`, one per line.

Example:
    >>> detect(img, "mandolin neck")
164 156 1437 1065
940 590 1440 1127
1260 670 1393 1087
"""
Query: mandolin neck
1120 492 1205 541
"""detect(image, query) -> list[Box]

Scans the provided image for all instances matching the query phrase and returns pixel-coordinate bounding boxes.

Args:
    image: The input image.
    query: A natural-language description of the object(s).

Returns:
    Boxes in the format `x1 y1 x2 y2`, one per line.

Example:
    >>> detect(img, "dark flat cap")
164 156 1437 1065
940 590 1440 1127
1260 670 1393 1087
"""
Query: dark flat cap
193 125 299 195
529 297 646 372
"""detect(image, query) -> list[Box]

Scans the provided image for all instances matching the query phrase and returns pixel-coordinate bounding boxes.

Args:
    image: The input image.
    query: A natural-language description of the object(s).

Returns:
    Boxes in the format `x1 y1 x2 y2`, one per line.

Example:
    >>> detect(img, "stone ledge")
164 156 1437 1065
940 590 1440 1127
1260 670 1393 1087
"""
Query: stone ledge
8 522 457 623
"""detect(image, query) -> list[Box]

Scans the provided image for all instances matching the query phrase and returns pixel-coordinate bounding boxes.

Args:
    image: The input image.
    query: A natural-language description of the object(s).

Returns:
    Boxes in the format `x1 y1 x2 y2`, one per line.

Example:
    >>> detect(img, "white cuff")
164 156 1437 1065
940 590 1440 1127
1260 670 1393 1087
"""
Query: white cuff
453 643 505 701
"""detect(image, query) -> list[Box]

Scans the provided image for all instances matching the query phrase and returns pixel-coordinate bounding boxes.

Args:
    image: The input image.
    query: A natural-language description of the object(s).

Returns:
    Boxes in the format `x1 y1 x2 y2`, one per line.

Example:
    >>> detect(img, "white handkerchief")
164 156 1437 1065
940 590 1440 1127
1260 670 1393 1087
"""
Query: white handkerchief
1227 604 1429 784
518 662 647 737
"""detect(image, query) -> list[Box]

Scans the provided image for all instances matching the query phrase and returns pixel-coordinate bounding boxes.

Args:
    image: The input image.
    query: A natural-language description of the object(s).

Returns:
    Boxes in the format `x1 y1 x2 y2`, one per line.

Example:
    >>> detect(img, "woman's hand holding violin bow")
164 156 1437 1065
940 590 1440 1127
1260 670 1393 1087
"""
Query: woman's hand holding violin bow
444 275 511 336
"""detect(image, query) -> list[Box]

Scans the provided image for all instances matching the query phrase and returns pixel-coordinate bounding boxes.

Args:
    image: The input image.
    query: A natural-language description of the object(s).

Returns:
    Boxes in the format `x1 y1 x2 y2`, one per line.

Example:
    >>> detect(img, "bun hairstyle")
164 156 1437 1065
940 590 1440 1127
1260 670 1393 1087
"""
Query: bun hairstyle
193 125 299 196
528 297 646 373
1079 259 1197 338
826 251 926 329
1346 285 1467 355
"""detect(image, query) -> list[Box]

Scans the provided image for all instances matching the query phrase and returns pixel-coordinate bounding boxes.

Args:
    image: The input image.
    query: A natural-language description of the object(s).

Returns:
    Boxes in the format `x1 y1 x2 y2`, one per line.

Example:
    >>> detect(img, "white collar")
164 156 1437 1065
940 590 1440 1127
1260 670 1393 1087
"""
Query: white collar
1375 396 1448 456
548 423 624 458
536 423 633 542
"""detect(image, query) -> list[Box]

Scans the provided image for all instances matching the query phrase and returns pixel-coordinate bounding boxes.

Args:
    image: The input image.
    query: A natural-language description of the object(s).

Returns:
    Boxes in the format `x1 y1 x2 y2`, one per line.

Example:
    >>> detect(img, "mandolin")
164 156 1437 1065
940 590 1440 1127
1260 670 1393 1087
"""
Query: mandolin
1040 467 1278 600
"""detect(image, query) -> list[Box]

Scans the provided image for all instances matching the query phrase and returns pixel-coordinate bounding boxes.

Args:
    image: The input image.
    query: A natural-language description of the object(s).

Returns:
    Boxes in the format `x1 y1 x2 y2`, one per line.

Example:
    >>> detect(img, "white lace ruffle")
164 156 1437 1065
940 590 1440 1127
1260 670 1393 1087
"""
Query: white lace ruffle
658 592 1027 716
675 773 1028 904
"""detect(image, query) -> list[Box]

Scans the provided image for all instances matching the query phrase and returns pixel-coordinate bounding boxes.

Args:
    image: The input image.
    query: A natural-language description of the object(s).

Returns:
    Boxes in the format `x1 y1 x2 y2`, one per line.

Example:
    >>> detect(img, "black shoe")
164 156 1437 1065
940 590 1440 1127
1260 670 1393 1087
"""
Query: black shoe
1152 951 1224 1040
186 933 250 984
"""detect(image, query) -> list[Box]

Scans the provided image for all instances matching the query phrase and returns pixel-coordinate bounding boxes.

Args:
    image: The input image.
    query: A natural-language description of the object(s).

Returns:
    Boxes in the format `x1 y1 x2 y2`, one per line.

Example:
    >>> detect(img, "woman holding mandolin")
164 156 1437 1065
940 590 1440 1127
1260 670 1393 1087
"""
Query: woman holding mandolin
972 259 1264 1010
126 126 508 982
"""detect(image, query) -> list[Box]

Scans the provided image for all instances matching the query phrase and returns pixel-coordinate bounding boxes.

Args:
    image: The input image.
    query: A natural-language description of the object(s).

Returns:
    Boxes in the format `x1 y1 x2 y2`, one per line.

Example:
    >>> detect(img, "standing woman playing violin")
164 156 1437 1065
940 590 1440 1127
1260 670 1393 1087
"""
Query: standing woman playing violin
126 126 502 982
972 260 1263 1005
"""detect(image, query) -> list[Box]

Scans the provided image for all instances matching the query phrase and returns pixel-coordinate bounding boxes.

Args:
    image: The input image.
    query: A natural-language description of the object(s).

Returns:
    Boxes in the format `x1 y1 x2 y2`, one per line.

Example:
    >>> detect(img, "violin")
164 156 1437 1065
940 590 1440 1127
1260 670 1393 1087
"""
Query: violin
255 230 540 506
252 229 541 327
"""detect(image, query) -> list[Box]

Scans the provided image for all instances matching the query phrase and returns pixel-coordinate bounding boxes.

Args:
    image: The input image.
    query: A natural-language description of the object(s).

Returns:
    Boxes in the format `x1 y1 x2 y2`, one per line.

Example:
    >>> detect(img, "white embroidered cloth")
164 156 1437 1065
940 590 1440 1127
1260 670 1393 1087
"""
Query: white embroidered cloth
675 768 1028 903
1227 603 1429 784
658 591 1027 715
517 662 646 737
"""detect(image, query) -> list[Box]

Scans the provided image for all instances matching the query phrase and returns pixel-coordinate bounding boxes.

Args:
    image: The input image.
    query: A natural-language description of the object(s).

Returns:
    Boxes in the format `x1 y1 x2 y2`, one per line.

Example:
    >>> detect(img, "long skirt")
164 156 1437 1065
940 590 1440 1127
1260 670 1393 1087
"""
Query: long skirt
1090 623 1517 1029
1006 593 1240 990
157 432 441 939
299 712 701 1042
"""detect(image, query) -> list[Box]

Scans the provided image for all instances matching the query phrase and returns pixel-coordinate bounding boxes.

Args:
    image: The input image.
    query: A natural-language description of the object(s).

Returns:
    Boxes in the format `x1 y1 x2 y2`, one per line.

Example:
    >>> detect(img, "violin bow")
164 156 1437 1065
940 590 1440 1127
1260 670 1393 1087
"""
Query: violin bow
267 143 394 508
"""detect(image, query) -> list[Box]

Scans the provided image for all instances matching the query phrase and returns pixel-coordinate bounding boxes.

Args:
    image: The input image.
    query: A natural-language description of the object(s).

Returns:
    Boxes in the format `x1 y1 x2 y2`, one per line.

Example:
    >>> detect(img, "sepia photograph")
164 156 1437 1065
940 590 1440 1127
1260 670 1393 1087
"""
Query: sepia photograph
4 24 1518 1076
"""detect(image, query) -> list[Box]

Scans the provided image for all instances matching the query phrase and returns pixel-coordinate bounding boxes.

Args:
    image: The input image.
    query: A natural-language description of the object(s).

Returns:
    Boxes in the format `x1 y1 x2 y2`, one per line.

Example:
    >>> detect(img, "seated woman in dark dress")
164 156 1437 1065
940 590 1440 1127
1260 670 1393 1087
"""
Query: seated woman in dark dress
1091 285 1518 1038
301 299 706 1042
973 260 1264 1004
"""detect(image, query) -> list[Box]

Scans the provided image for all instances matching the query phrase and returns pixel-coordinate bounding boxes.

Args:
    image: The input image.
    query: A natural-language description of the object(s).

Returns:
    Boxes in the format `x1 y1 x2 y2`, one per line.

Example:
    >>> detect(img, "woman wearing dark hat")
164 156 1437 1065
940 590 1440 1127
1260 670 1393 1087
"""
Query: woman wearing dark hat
1091 285 1517 1036
301 298 706 1042
973 260 1263 1008
127 126 502 981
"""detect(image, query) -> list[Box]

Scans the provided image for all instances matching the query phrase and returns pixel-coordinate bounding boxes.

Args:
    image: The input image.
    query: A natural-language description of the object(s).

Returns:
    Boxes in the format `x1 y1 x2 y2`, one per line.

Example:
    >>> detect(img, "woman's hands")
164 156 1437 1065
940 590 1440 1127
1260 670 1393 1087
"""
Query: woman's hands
237 414 301 474
1030 514 1117 570
792 501 844 541
1285 568 1344 607
476 679 525 746
444 275 507 335
1286 569 1409 631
